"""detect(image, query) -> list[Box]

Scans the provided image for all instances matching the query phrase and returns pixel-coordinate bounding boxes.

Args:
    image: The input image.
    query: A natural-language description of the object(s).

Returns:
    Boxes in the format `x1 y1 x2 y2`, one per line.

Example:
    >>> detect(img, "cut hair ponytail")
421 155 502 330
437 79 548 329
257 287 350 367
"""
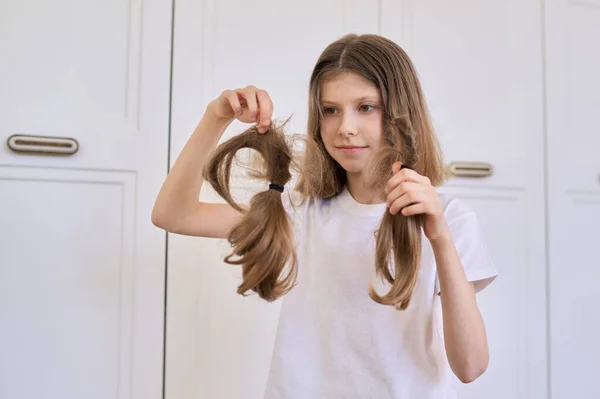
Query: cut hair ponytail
367 115 426 310
203 123 297 302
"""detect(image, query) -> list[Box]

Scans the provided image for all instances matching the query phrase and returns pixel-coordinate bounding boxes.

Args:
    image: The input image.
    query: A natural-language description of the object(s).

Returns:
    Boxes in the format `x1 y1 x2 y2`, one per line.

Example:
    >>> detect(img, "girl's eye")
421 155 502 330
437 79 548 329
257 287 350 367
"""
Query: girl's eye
359 104 375 112
323 107 337 115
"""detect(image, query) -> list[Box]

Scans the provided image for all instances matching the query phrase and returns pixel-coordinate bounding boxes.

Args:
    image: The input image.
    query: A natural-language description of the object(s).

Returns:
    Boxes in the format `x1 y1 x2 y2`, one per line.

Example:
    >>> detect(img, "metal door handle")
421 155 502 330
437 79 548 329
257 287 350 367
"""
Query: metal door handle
6 134 79 155
447 162 493 178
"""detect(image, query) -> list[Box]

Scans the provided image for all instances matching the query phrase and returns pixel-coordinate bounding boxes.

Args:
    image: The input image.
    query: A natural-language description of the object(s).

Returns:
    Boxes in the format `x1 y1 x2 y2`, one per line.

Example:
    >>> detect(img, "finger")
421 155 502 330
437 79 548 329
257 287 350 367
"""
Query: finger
385 169 422 194
241 86 259 122
386 181 421 204
388 168 431 192
400 202 428 217
223 90 243 117
403 168 430 186
388 190 423 215
256 89 273 133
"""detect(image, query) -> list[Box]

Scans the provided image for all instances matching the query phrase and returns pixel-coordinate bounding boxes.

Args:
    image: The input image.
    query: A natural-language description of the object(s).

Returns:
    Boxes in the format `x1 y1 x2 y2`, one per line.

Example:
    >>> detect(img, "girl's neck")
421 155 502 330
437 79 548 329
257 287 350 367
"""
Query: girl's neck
346 172 385 205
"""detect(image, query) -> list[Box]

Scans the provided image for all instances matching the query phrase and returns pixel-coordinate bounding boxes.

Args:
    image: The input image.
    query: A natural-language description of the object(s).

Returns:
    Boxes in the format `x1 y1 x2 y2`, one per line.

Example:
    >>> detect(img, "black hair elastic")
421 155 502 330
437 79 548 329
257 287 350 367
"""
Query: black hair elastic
400 164 413 171
269 183 284 193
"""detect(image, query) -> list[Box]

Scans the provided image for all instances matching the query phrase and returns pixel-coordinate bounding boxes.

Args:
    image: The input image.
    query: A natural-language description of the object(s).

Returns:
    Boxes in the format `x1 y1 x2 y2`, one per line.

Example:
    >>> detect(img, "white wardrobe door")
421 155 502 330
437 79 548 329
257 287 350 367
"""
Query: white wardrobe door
545 1 600 398
0 1 172 398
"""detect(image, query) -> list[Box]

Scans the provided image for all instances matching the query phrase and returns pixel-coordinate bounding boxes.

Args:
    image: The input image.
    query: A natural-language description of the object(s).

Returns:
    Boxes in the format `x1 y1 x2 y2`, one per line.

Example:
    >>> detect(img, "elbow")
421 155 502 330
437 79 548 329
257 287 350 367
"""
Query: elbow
456 367 485 384
454 357 489 384
151 210 167 230
151 211 164 229
151 207 176 232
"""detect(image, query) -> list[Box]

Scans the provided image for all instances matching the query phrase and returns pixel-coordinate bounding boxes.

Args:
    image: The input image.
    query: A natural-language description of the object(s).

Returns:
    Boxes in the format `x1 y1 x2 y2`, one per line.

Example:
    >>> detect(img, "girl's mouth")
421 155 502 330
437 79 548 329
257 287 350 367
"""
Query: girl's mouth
337 146 367 154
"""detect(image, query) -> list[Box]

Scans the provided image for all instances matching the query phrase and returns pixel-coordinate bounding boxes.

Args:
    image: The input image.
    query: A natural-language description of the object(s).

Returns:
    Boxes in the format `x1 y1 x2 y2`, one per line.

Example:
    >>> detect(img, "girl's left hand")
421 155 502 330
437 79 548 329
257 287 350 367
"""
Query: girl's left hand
385 162 450 242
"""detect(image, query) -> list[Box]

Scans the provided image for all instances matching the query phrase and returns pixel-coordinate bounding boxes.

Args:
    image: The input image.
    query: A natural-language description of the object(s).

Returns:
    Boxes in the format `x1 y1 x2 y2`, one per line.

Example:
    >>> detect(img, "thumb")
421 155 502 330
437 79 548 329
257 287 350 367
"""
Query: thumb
392 162 402 174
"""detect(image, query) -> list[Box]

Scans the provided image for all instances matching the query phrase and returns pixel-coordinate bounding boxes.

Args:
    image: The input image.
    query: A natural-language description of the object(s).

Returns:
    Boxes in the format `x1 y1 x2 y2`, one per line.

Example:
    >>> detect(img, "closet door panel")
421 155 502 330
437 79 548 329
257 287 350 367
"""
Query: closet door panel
546 1 600 398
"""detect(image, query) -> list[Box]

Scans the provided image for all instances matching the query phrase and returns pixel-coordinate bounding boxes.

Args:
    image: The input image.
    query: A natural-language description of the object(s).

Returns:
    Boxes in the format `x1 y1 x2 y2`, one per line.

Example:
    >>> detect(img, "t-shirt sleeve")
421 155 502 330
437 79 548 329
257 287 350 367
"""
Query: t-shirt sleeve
434 196 498 295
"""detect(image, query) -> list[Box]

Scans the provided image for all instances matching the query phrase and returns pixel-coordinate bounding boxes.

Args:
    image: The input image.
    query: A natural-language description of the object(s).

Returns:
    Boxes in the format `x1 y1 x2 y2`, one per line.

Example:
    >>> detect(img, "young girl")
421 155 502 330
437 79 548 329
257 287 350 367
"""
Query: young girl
152 33 498 399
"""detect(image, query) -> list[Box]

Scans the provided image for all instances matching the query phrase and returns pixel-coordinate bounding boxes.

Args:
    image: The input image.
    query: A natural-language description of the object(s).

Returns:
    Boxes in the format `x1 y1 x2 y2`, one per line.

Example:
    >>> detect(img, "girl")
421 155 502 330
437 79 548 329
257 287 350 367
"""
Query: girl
152 33 498 399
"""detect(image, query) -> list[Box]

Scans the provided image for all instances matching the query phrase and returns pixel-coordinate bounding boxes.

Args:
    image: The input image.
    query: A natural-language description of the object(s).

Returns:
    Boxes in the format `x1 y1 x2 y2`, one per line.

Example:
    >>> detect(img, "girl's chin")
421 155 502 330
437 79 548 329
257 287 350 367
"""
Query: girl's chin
336 161 367 175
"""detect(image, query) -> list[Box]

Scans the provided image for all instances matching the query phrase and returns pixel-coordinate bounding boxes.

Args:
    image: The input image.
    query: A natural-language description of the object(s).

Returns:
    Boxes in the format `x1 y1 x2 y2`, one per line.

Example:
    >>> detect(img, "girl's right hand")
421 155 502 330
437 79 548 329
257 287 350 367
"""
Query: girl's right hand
207 85 274 134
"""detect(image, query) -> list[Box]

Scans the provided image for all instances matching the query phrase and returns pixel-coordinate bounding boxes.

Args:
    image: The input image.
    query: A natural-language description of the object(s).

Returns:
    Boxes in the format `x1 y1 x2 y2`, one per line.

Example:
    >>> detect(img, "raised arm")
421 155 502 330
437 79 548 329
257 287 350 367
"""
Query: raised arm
151 86 273 238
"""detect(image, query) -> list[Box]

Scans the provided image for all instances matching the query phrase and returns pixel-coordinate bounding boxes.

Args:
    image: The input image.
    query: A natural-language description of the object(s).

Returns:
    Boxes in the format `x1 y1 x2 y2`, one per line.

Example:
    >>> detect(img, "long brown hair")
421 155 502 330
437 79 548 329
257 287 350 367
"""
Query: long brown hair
365 116 430 309
203 124 298 301
296 33 446 309
206 33 445 309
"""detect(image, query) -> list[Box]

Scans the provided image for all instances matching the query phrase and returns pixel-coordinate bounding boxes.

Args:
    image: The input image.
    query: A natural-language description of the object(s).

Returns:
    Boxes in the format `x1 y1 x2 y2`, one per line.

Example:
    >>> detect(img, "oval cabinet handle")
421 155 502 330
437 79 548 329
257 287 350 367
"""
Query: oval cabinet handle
6 134 79 155
447 162 493 178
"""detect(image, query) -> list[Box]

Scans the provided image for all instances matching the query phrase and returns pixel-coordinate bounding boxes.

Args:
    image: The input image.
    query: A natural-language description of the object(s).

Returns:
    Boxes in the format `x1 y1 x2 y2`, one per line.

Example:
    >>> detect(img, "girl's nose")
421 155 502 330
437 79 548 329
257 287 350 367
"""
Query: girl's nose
338 114 358 137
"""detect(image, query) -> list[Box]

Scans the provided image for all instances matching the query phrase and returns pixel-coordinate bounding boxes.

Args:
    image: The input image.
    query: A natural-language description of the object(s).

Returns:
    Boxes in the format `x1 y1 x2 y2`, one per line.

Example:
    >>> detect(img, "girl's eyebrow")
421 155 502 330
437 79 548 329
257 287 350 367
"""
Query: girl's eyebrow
320 95 381 105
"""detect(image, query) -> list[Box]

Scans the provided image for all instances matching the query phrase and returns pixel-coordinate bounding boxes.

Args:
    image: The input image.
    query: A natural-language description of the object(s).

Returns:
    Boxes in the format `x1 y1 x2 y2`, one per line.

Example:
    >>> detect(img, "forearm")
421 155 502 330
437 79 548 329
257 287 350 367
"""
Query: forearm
431 229 489 383
152 113 231 224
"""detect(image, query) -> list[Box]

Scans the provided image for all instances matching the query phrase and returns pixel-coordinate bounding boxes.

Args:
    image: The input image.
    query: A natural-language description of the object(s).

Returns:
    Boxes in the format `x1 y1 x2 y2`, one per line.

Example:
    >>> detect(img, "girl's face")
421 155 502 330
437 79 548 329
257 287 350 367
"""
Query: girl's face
319 72 387 176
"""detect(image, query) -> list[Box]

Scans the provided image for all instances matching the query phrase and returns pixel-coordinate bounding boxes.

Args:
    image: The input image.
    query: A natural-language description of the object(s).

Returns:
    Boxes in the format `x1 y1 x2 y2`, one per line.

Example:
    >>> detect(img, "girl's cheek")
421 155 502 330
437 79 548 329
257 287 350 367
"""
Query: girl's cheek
321 121 337 137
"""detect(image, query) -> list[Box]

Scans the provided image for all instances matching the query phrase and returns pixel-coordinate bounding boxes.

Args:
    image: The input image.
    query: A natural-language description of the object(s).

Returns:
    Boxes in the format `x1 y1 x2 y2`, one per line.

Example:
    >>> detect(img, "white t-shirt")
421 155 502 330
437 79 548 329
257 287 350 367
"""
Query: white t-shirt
263 186 498 399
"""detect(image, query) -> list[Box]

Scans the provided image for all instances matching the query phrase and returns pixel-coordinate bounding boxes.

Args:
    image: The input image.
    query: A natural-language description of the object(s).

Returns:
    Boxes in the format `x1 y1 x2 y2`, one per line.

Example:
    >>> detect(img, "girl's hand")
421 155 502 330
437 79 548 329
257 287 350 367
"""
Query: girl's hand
385 162 450 242
207 85 273 133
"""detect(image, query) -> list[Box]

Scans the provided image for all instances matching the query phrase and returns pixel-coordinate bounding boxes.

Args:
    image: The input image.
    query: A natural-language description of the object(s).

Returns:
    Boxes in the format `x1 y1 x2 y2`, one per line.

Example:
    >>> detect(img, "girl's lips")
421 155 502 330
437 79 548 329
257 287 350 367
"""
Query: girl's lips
337 146 367 154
